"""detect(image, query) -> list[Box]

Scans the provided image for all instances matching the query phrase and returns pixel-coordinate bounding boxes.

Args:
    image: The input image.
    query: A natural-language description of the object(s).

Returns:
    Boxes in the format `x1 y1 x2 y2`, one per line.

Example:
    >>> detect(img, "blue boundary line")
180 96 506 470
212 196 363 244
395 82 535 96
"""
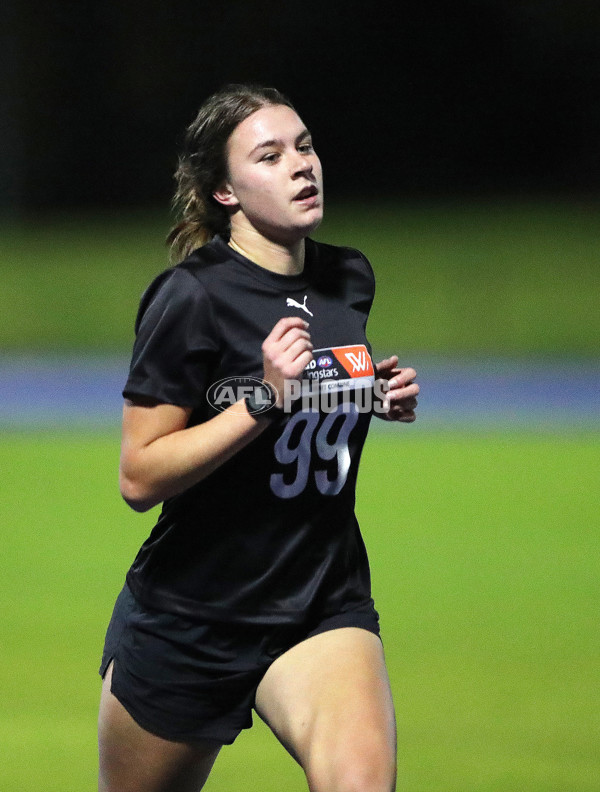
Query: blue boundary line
1 355 598 431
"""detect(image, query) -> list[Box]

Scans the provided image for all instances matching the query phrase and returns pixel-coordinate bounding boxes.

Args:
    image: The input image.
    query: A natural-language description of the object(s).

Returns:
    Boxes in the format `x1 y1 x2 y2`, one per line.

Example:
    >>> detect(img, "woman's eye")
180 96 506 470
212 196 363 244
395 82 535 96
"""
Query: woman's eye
262 152 279 163
298 143 314 154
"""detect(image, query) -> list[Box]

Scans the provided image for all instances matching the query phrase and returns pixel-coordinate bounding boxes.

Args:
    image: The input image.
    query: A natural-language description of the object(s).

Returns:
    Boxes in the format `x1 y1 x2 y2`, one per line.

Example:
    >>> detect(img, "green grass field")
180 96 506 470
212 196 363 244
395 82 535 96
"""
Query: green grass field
2 200 598 789
1 429 598 791
1 199 599 356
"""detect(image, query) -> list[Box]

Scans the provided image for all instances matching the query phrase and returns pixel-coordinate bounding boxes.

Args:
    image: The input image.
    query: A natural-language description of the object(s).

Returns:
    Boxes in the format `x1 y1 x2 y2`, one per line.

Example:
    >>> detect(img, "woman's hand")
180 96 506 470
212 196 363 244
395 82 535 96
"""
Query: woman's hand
374 356 419 422
261 317 313 407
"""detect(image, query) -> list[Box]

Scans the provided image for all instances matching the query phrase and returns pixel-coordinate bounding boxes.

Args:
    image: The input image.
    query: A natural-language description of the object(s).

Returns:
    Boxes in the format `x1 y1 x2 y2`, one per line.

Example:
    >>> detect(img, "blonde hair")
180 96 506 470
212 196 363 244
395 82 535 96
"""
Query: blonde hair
167 84 294 263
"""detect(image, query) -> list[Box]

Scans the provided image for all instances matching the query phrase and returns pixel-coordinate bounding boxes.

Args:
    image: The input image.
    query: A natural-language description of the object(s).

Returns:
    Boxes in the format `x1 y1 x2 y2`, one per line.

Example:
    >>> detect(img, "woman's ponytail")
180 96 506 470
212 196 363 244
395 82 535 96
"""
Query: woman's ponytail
166 162 228 264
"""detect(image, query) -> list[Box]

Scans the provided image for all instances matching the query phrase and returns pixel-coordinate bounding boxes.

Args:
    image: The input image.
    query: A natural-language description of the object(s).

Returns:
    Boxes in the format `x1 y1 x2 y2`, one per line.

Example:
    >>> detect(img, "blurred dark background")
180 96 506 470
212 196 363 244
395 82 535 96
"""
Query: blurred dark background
1 0 599 212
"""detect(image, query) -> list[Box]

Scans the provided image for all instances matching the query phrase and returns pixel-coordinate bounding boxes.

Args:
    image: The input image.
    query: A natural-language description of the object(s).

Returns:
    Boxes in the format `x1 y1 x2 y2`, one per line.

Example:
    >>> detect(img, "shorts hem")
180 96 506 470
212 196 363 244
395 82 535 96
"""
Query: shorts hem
307 603 380 641
110 660 246 746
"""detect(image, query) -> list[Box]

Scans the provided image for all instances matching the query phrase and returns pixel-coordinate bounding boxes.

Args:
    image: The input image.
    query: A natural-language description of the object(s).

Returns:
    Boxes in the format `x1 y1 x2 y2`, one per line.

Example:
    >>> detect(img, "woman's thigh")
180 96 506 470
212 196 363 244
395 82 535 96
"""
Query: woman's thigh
254 627 397 792
98 662 222 792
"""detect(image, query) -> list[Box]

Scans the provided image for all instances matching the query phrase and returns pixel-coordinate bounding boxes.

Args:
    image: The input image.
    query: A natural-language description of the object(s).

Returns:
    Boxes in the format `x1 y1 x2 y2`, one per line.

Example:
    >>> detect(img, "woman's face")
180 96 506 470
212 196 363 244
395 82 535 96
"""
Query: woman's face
215 104 324 245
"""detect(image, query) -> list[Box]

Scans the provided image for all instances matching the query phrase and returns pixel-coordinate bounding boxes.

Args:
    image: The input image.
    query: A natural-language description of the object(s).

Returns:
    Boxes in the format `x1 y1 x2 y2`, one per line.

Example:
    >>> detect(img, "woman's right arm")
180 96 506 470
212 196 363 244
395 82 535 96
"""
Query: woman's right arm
119 316 312 512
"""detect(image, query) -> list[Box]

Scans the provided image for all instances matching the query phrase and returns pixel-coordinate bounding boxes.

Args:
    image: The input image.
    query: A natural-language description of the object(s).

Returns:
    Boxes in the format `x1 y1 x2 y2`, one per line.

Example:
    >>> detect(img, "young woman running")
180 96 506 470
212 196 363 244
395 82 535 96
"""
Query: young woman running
98 84 419 792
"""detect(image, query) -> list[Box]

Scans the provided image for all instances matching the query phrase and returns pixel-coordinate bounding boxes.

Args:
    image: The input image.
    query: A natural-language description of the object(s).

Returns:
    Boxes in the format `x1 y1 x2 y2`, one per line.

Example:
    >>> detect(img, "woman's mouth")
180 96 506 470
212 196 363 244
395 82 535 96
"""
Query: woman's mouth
293 185 319 202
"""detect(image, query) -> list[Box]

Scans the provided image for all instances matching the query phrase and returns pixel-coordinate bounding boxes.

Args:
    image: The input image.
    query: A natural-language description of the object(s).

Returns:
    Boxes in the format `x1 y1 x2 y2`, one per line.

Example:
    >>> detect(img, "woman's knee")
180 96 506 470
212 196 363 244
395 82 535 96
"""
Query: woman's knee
305 735 397 792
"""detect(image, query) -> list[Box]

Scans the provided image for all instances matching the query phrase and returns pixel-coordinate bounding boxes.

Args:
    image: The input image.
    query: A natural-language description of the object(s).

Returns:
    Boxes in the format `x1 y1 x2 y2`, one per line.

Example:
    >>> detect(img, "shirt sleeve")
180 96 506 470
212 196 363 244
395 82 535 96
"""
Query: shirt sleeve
122 267 219 407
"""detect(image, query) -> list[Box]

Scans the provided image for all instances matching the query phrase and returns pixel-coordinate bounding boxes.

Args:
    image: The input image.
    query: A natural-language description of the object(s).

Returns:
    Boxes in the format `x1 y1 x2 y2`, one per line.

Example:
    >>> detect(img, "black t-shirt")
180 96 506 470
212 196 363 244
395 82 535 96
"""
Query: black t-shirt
123 234 378 625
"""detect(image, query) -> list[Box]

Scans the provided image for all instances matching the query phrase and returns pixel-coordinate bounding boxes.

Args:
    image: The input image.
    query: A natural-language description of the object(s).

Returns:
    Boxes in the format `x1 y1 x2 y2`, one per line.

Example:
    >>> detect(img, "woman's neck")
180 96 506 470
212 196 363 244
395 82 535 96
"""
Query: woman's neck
228 226 305 276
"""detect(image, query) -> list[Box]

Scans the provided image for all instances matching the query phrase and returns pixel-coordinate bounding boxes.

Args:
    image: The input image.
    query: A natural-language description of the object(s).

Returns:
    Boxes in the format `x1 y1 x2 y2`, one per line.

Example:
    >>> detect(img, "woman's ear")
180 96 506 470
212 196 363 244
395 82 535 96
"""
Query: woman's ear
212 182 239 207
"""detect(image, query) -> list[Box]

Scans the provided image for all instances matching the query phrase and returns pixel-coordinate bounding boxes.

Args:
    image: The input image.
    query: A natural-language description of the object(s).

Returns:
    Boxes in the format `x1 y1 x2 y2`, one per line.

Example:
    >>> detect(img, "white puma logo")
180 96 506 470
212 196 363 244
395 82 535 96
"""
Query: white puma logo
286 295 314 317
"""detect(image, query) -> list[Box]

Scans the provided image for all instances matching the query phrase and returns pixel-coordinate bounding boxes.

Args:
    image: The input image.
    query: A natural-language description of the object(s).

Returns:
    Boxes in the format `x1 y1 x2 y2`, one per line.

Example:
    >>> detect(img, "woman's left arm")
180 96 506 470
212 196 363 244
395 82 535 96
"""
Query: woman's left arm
373 356 419 422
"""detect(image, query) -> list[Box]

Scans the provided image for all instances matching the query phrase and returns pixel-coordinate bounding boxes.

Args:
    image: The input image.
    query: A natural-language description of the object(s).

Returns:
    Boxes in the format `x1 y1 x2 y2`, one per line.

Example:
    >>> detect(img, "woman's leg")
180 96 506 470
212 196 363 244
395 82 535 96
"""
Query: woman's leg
255 627 397 792
98 662 222 792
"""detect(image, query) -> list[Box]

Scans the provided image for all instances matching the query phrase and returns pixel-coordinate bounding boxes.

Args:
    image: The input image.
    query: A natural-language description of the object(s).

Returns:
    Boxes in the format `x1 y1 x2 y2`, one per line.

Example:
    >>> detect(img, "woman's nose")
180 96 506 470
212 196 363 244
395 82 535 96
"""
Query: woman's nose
291 151 313 175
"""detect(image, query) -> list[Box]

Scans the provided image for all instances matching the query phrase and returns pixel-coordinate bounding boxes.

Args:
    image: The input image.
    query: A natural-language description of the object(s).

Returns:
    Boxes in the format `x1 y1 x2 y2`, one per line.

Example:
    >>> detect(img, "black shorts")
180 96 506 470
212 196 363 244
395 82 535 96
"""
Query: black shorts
99 585 380 745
